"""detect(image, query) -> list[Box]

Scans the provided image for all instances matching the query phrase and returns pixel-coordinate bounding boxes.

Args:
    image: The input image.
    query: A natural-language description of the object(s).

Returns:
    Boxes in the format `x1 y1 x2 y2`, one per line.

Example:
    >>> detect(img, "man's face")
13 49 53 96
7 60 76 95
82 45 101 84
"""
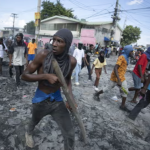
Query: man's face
90 46 94 50
16 36 22 43
52 36 66 55
129 51 133 58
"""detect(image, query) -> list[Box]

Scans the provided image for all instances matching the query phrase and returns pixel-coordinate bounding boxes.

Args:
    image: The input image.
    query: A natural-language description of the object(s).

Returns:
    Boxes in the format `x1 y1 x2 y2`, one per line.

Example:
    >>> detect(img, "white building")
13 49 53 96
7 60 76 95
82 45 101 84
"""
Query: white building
39 15 123 46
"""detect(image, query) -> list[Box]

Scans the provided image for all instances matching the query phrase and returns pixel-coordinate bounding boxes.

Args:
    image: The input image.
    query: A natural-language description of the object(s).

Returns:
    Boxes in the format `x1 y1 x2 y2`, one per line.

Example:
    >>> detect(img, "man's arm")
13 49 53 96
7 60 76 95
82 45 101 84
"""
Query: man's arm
104 65 107 74
21 50 60 85
114 64 121 86
8 45 14 66
84 54 89 65
138 65 144 82
65 56 77 107
141 74 150 96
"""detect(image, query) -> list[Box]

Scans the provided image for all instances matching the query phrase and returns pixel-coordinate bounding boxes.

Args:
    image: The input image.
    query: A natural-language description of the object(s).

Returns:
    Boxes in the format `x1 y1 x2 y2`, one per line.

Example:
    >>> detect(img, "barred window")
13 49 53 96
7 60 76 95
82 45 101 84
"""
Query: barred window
67 23 77 31
102 28 108 33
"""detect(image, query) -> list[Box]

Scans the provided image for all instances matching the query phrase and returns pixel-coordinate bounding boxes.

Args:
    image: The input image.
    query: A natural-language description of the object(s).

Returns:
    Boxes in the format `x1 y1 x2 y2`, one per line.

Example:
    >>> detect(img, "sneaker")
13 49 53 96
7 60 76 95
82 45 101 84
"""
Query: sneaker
75 82 80 85
25 132 34 148
93 86 96 89
95 87 99 91
93 93 100 101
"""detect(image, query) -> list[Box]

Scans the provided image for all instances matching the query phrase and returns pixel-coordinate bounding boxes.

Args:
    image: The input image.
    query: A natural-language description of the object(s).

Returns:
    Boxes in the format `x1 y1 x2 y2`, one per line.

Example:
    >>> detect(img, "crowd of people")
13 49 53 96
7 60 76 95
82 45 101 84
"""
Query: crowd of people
0 29 150 149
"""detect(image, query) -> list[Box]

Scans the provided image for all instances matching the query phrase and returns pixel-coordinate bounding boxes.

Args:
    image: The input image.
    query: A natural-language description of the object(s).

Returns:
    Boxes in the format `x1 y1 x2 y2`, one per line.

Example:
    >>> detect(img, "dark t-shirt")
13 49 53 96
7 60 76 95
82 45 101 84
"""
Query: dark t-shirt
85 50 92 63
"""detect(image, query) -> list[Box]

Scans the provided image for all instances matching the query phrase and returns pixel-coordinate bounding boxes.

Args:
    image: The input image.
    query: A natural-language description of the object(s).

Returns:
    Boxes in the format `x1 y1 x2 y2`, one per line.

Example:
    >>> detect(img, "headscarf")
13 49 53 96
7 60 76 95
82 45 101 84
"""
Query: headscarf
145 47 150 60
44 28 73 86
121 45 133 65
98 51 105 63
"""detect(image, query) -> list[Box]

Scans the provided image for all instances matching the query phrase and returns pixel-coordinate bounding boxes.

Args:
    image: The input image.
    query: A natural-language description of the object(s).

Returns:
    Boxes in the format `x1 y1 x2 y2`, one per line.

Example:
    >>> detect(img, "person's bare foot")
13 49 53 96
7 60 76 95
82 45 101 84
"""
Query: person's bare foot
130 100 137 104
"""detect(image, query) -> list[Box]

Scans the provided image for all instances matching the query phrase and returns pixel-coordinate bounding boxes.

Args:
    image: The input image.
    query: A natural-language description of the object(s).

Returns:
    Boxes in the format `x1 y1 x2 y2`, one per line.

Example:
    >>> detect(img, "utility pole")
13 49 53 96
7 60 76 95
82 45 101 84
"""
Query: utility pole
123 16 127 30
11 13 17 38
35 0 41 45
110 0 120 41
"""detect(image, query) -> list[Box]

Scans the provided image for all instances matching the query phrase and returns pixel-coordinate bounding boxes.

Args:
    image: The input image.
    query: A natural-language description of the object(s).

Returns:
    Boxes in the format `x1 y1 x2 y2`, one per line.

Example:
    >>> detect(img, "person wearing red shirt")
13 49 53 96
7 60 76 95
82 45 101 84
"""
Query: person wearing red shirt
129 47 150 103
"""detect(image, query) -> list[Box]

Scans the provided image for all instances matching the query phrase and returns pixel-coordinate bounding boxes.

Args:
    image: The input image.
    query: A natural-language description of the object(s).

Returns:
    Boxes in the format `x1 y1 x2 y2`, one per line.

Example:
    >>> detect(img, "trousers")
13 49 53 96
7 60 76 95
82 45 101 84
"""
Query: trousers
129 90 150 120
87 62 92 80
72 63 81 83
14 65 24 85
27 99 75 150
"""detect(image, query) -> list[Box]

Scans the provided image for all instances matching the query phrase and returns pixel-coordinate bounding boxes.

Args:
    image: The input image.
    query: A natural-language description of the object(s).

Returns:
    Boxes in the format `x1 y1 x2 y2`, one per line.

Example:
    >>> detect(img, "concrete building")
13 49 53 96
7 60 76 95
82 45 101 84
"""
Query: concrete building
1 27 24 38
39 15 123 46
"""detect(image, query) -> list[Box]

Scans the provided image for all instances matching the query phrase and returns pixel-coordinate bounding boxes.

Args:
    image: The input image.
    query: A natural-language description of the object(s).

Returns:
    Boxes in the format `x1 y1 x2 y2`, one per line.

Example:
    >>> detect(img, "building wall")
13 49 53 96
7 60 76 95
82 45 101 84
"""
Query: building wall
40 18 80 37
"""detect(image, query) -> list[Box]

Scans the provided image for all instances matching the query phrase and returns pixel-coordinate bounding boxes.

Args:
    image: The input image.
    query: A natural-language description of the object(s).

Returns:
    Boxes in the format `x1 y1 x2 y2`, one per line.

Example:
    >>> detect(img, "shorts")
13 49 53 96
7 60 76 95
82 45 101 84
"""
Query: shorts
132 72 142 89
103 80 128 98
28 54 35 61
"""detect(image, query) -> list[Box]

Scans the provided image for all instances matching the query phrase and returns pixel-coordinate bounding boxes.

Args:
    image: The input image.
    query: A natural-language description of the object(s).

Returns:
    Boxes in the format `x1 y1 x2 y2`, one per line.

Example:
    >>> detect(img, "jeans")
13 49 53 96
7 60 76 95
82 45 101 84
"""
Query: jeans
87 62 92 80
129 90 150 120
27 99 75 150
72 63 81 83
14 66 24 86
9 66 13 77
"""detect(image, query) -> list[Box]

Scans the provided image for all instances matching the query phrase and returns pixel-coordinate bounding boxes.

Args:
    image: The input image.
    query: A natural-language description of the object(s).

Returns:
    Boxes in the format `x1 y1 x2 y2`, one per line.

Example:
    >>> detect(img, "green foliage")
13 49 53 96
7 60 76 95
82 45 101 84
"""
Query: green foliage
41 0 75 20
121 25 141 46
24 21 35 34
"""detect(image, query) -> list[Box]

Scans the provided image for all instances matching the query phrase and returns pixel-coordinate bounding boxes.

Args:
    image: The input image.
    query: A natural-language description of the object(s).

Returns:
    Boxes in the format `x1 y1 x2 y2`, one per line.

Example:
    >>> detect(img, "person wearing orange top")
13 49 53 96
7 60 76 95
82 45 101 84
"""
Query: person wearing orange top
27 39 37 64
93 45 133 112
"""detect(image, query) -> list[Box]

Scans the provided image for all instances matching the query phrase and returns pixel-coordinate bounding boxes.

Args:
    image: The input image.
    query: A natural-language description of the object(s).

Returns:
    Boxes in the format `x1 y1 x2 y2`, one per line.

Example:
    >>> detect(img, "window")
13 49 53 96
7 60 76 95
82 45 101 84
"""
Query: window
102 28 108 33
67 23 77 31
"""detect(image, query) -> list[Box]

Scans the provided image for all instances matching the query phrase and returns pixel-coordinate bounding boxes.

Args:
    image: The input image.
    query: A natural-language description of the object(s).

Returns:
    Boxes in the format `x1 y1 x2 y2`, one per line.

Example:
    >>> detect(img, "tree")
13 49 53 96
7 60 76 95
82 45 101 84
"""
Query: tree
24 21 35 35
41 0 76 20
121 25 141 46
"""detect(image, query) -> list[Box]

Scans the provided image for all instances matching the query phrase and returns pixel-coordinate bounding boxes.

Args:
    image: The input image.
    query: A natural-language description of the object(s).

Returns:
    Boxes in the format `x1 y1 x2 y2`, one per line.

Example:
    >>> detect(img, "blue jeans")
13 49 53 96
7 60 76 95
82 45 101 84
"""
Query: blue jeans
72 63 81 83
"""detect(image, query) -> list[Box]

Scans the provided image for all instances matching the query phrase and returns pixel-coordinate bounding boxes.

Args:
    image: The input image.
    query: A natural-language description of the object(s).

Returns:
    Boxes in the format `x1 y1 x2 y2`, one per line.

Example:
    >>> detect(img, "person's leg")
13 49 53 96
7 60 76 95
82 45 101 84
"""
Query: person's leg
26 100 51 148
72 64 77 78
94 68 101 87
0 58 3 75
129 90 150 120
14 66 21 86
51 102 75 150
9 65 13 77
94 81 116 101
20 65 24 76
87 63 92 80
75 64 79 83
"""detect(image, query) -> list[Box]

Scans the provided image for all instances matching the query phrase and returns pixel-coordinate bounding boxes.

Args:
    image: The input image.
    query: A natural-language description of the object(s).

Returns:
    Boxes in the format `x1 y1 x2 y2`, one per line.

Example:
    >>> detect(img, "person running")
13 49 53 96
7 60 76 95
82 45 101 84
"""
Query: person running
9 33 28 88
0 38 6 76
85 44 94 81
7 39 13 77
128 64 150 120
93 45 133 111
27 39 37 65
91 51 107 91
72 44 85 85
21 29 77 149
128 47 150 103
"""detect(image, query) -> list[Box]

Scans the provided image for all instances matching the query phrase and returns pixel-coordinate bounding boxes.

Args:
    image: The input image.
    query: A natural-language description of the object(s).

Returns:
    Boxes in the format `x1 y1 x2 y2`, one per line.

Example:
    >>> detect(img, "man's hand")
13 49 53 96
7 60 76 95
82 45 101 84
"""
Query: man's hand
9 62 12 67
45 74 62 85
140 88 146 97
141 77 144 83
66 101 78 111
117 80 122 87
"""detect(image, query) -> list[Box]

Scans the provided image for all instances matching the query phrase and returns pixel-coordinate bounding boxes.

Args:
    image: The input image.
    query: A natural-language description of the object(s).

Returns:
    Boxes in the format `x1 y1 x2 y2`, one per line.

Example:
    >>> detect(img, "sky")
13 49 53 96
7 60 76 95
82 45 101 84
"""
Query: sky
0 0 150 46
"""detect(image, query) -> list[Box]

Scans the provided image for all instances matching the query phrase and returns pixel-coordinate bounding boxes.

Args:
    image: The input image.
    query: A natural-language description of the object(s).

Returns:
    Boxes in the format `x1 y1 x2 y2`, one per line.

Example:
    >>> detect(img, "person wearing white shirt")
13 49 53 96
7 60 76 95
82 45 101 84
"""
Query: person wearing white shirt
72 45 85 85
0 38 6 76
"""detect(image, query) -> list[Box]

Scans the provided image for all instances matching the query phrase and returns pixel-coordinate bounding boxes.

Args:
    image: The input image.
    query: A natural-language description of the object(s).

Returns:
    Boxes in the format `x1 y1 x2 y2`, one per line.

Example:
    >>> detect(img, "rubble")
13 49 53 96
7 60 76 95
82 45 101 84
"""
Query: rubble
0 55 150 150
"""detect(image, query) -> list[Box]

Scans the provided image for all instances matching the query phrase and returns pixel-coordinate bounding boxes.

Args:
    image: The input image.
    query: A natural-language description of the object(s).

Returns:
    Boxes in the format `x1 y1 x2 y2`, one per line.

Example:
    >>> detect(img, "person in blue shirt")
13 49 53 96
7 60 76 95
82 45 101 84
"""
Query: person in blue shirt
128 64 150 120
22 29 77 149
